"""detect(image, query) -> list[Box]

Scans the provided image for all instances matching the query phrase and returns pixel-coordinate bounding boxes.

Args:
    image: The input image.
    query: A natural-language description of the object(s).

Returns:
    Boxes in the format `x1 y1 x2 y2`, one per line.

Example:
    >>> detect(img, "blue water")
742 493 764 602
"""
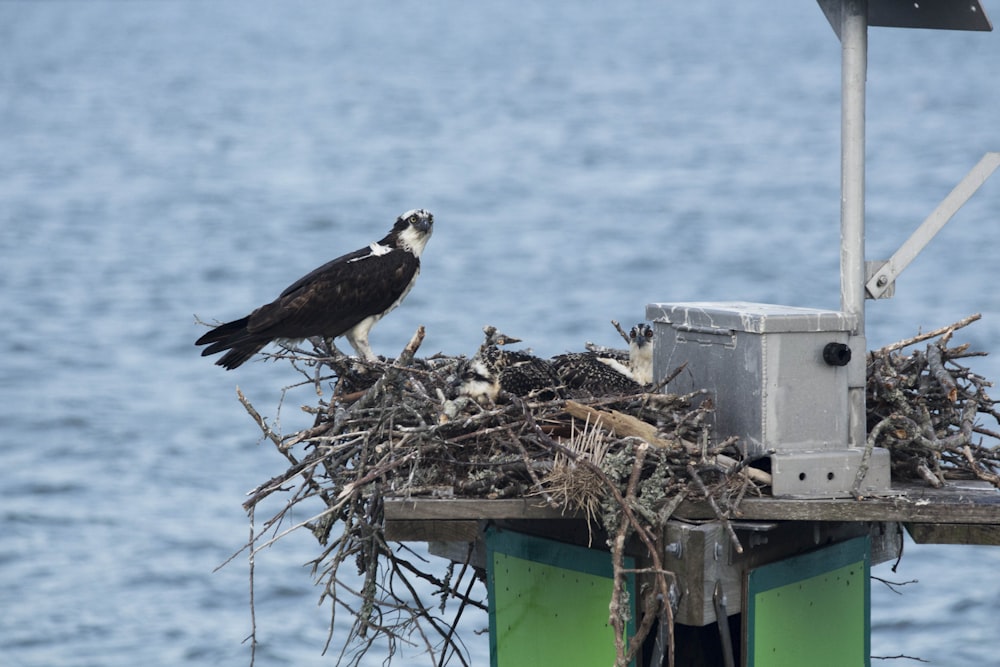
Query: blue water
2 1 999 665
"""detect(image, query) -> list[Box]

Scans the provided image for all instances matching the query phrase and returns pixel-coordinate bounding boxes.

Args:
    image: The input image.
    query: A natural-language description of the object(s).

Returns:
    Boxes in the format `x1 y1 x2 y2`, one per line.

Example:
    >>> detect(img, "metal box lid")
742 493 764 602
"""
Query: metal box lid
646 301 857 335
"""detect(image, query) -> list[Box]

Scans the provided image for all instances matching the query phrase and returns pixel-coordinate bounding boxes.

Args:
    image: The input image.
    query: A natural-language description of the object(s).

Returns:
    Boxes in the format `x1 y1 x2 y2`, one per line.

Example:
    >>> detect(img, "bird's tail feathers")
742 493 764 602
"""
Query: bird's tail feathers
195 316 250 346
214 342 268 370
195 316 268 369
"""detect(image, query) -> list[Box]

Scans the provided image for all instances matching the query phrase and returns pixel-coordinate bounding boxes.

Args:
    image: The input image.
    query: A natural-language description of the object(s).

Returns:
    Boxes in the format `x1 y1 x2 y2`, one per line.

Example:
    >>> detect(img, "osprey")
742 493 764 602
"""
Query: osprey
452 356 501 404
551 352 642 395
551 322 655 394
196 209 434 369
453 346 561 403
454 323 657 403
627 323 654 385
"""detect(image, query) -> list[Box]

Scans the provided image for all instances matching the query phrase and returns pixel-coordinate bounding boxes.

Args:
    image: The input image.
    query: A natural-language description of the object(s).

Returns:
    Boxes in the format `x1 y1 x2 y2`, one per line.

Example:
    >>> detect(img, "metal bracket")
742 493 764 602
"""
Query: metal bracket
865 152 1000 300
864 260 894 299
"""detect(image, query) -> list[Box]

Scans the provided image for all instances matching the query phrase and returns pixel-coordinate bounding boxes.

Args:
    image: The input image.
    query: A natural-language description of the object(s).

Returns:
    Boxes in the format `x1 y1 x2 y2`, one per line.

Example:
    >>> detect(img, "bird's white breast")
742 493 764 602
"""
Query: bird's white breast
397 225 431 257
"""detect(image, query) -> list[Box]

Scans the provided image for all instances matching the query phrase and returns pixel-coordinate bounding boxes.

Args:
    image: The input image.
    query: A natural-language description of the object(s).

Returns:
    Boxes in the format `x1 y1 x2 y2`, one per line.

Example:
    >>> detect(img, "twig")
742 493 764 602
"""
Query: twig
237 387 282 448
879 313 980 353
914 461 943 488
687 464 743 555
610 319 631 344
871 654 930 663
650 361 687 393
610 442 648 665
852 414 884 498
246 505 258 666
871 576 919 595
926 343 958 403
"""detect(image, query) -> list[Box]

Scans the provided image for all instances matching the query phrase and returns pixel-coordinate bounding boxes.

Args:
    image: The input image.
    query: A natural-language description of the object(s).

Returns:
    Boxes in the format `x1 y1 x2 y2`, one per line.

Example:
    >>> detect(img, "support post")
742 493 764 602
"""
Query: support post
840 0 869 449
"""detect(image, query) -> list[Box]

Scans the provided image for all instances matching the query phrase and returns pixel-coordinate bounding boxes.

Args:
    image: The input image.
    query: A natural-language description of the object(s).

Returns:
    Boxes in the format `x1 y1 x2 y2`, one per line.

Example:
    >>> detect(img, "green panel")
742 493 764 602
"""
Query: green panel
747 536 871 667
486 526 635 667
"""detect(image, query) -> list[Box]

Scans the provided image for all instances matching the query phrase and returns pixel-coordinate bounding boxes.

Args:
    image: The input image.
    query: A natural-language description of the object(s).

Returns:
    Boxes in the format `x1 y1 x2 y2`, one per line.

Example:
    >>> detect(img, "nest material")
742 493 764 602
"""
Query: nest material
236 325 760 667
233 316 999 667
865 313 1000 487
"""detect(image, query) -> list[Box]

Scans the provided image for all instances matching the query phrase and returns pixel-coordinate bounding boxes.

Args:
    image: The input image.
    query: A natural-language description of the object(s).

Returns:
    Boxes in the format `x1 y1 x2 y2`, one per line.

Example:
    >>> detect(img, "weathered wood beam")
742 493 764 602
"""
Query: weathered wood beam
384 481 1000 527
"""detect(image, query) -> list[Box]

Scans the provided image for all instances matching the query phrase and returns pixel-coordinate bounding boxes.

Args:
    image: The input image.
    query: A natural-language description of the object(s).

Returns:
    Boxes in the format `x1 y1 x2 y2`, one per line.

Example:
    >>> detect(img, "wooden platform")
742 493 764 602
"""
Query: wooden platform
384 481 1000 545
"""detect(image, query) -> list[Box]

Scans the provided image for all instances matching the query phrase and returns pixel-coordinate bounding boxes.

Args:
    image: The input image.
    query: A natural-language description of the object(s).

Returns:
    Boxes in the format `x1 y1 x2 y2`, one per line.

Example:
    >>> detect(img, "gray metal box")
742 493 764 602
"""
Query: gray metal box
647 301 855 454
647 302 891 497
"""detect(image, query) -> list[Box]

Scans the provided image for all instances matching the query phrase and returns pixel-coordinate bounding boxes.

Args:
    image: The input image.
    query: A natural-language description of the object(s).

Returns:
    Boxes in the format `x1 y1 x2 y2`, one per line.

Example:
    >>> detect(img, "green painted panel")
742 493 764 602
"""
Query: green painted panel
486 526 635 667
747 536 871 667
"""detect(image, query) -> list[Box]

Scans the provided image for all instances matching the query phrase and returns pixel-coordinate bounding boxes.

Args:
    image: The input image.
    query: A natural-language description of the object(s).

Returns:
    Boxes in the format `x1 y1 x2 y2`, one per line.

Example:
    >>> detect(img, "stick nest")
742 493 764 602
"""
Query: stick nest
865 313 1000 487
232 316 999 666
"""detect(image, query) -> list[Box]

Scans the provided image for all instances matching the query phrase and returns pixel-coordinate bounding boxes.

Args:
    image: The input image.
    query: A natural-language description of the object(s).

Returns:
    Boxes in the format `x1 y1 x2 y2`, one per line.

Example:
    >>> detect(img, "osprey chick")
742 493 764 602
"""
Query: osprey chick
552 322 655 394
196 209 433 369
454 345 561 403
552 352 642 395
628 323 654 385
488 347 562 400
452 357 501 404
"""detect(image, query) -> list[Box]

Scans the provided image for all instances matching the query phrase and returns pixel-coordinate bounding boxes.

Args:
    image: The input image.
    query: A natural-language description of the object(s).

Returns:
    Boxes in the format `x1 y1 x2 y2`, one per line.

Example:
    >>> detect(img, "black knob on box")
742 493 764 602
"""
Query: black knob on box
822 342 852 367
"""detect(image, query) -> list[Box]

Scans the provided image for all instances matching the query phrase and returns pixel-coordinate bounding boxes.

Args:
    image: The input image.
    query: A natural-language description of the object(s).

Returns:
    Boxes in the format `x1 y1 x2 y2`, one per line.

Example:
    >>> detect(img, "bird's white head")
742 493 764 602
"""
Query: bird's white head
391 209 434 257
454 357 500 404
628 323 654 384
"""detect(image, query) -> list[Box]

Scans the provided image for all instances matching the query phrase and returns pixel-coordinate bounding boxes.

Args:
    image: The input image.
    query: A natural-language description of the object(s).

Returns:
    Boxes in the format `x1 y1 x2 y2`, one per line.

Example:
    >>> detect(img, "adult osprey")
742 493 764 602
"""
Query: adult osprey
196 209 434 369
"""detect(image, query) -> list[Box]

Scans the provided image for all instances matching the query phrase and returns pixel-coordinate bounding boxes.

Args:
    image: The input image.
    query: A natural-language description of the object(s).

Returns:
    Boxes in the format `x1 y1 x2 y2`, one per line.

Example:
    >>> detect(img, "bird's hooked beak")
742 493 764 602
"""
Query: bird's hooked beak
413 212 433 234
630 324 653 348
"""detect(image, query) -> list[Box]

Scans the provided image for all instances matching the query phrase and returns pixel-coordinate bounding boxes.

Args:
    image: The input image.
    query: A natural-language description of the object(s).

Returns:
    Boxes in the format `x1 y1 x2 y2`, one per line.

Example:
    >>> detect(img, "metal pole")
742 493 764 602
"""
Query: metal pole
840 0 868 448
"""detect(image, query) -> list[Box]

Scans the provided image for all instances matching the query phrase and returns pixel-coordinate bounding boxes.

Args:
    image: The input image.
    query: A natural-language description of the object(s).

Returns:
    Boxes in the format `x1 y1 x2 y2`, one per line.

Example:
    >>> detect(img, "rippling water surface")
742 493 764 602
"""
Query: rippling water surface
2 2 999 665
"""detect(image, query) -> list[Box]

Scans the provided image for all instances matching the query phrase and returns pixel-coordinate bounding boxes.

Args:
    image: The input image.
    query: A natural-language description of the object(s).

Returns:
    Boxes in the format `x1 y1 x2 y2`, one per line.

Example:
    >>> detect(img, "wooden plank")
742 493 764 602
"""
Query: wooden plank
384 498 573 522
676 498 998 524
904 523 1000 545
688 482 1000 524
384 519 480 542
428 540 487 569
384 482 999 526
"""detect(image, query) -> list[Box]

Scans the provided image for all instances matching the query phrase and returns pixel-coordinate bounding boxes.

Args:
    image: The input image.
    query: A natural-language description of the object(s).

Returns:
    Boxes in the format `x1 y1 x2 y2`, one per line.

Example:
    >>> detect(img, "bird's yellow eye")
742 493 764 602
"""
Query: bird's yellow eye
408 215 419 224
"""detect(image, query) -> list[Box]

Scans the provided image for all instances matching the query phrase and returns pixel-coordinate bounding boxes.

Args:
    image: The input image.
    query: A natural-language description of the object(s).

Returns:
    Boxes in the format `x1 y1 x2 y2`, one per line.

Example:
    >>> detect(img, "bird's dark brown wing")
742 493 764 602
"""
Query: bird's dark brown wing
245 248 420 340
